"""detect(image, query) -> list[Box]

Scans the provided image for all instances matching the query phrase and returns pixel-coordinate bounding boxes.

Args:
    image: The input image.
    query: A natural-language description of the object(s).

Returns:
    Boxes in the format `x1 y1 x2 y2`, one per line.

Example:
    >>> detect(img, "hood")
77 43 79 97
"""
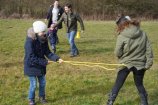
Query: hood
27 27 47 43
27 27 36 40
120 25 142 39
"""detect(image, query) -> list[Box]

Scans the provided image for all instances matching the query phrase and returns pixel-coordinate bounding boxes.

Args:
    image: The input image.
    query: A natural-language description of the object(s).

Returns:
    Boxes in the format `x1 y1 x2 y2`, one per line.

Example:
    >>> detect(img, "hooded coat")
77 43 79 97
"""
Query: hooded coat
115 25 153 70
24 28 60 76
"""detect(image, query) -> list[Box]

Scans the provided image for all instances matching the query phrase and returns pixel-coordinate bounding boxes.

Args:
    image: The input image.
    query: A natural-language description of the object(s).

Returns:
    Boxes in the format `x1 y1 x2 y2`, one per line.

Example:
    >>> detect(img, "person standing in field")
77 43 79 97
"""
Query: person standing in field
106 16 153 105
46 0 64 44
54 3 85 57
47 23 58 53
24 21 63 105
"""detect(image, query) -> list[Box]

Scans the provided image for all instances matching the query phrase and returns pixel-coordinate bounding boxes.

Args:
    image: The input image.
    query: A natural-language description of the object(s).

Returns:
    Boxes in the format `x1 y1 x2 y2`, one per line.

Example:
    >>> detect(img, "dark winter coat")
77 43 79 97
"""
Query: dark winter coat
24 28 60 76
46 5 64 28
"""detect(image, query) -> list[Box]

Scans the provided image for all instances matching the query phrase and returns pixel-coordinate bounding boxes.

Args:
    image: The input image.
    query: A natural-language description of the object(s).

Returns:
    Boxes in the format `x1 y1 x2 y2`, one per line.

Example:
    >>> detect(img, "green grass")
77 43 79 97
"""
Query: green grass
0 19 158 105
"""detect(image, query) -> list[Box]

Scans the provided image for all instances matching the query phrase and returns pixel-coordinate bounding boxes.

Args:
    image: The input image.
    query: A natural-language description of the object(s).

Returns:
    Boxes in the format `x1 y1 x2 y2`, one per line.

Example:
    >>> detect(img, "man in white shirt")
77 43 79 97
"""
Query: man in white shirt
46 0 64 43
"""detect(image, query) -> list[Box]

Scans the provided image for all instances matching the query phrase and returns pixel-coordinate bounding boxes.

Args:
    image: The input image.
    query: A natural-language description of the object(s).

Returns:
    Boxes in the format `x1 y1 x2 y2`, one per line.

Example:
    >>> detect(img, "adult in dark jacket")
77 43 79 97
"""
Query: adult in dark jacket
106 16 153 105
54 3 85 57
24 21 63 105
46 0 64 43
46 0 64 28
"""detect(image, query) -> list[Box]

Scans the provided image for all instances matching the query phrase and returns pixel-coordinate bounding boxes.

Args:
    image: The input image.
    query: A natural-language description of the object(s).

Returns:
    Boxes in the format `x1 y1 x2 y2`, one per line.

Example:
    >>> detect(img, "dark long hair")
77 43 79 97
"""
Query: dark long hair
65 3 72 9
117 19 140 34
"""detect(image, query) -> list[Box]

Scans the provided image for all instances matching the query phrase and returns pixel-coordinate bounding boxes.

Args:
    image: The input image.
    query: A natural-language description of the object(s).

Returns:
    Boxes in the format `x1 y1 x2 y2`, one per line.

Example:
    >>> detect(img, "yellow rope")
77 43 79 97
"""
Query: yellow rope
67 62 116 71
63 61 126 66
51 60 126 71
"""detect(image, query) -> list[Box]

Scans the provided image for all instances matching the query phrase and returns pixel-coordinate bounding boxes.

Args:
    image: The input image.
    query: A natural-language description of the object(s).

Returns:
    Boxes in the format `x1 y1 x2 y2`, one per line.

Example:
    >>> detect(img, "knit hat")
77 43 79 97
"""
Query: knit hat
125 16 131 21
33 21 47 33
116 16 131 25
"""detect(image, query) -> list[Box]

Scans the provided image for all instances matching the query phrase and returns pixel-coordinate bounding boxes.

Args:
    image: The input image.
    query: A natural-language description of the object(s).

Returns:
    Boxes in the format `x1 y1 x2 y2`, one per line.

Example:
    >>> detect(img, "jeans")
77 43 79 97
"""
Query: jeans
28 75 46 101
49 35 57 53
55 28 59 44
67 31 79 55
48 30 58 53
111 67 147 96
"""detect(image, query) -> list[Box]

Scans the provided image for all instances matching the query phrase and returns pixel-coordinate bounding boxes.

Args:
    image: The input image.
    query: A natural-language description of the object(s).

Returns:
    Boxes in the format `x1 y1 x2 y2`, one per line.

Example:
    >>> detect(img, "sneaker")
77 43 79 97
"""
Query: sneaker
29 100 35 105
39 97 47 104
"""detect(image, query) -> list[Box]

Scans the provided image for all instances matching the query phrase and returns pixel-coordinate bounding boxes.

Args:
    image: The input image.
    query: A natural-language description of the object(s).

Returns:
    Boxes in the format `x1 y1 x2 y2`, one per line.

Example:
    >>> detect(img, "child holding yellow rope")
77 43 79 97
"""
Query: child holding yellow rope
106 16 153 105
24 21 63 105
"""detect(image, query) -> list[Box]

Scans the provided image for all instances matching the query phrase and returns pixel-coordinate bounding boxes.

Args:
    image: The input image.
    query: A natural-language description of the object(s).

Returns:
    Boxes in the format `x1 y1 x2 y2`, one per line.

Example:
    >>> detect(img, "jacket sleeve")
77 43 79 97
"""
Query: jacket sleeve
25 38 48 67
46 7 52 20
145 35 153 70
45 42 60 62
55 14 64 27
76 13 85 31
59 7 64 18
114 35 124 58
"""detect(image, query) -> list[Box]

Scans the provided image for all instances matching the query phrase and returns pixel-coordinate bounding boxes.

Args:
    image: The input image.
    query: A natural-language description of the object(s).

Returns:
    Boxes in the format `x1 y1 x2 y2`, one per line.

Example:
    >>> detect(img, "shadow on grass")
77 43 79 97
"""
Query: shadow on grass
109 89 158 105
0 61 23 68
51 85 112 103
57 49 70 55
57 46 113 55
149 89 158 105
72 85 110 96
80 47 113 55
77 38 114 45
54 38 114 55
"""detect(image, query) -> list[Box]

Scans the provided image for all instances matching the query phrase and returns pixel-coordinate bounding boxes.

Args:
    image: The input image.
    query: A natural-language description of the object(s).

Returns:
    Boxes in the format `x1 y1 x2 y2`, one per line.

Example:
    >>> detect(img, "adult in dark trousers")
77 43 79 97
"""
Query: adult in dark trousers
24 21 63 105
106 16 153 105
46 0 64 43
54 3 85 57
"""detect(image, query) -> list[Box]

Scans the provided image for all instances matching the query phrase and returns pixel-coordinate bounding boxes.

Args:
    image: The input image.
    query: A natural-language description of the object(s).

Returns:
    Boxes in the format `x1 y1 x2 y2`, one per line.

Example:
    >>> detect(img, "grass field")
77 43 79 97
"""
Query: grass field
0 19 158 105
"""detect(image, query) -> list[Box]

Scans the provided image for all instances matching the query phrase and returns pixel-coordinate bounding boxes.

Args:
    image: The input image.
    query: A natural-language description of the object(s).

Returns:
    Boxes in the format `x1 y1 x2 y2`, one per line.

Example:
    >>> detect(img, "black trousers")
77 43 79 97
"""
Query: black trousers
111 67 147 96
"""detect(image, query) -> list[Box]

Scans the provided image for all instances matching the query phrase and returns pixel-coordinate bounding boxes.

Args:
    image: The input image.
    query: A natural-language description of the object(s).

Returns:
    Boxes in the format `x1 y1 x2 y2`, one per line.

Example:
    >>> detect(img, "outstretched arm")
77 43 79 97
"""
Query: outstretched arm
54 13 64 27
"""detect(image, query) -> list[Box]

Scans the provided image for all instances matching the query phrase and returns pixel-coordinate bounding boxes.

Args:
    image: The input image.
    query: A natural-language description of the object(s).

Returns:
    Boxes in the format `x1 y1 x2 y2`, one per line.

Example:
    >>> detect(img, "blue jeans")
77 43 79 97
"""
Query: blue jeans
28 75 46 101
49 35 57 53
67 31 79 55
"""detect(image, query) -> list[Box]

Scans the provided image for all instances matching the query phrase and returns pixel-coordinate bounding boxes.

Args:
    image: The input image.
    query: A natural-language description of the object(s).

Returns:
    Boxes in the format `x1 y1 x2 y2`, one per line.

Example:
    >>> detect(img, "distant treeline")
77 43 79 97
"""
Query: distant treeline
0 0 158 20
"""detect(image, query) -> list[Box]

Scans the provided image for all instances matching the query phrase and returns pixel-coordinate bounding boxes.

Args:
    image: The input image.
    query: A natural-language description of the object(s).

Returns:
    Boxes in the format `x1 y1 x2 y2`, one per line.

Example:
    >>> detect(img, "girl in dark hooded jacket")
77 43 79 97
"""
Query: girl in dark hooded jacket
24 21 63 105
